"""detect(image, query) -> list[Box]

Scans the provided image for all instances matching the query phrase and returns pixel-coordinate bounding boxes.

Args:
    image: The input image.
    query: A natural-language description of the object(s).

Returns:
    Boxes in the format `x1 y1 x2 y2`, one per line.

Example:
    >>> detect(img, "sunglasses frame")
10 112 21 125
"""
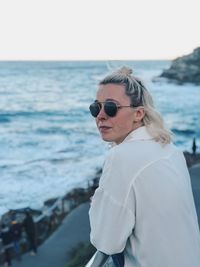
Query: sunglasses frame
89 100 134 118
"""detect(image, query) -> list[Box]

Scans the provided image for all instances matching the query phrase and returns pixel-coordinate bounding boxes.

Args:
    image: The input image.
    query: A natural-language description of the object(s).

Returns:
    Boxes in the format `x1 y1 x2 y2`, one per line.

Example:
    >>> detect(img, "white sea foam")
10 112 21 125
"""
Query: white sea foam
0 61 199 217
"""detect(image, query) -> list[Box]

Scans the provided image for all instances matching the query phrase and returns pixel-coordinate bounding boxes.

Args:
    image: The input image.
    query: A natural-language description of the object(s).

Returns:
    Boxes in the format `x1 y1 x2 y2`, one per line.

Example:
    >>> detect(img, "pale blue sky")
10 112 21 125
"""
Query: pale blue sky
0 0 199 60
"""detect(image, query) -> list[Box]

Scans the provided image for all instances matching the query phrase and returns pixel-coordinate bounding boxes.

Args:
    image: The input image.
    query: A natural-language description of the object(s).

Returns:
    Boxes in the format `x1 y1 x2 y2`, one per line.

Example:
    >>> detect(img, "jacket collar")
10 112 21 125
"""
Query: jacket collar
112 126 153 147
124 126 153 142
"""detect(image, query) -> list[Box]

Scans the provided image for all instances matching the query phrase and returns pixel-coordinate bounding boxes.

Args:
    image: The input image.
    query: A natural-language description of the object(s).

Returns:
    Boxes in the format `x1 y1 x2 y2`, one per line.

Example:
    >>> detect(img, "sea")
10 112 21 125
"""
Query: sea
0 60 199 217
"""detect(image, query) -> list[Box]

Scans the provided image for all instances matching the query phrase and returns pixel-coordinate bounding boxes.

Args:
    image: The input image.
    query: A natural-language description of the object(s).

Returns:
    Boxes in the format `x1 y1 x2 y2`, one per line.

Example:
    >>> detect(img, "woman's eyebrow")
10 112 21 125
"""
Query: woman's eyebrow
95 98 119 102
106 98 121 104
106 98 117 101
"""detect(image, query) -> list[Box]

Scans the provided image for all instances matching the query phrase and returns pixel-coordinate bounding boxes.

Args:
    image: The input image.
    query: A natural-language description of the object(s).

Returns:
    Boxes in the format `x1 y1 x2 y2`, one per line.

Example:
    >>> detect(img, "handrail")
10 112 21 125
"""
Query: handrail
85 251 109 267
35 197 62 223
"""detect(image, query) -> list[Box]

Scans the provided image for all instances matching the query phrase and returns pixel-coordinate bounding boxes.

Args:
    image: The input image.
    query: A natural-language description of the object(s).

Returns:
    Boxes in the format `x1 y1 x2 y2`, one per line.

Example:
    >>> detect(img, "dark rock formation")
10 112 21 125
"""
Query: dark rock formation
159 47 200 84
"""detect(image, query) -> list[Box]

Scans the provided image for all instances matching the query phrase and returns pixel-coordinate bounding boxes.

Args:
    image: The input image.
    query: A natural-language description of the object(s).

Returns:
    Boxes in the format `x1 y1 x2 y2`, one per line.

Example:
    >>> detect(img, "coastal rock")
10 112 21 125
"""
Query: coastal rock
159 47 200 84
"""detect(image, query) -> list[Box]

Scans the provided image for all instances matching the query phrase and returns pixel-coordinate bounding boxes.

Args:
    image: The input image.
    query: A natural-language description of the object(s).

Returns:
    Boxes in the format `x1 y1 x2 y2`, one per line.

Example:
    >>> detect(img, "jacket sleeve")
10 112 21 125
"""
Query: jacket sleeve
89 148 136 255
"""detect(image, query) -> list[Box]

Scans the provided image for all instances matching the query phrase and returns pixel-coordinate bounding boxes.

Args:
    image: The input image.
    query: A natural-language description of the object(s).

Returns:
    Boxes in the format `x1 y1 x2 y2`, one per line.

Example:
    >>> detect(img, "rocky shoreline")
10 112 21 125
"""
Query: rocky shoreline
0 168 101 264
158 47 200 84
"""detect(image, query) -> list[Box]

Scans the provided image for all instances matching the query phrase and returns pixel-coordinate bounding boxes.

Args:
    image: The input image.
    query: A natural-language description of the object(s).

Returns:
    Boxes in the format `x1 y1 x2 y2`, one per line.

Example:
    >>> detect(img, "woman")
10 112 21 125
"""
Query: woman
88 67 200 267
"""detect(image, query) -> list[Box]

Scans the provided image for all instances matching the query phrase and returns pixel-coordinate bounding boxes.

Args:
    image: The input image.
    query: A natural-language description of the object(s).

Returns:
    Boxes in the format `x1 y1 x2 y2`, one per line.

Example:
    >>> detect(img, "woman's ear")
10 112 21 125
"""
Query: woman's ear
133 107 145 123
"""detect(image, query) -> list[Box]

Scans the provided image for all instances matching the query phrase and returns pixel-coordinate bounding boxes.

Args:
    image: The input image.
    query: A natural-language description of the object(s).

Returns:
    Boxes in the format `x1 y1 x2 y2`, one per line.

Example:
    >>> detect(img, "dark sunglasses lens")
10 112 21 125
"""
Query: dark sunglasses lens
104 102 118 117
89 102 101 117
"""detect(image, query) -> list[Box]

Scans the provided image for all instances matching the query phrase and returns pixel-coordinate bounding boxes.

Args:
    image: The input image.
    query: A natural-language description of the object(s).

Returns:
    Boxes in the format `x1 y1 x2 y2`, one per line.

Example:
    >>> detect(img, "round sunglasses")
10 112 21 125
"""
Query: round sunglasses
89 101 134 117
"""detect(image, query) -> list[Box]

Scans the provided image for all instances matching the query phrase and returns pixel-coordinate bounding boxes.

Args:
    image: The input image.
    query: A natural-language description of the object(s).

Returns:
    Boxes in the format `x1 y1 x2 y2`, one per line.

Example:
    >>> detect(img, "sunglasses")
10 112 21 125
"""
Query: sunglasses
89 100 134 118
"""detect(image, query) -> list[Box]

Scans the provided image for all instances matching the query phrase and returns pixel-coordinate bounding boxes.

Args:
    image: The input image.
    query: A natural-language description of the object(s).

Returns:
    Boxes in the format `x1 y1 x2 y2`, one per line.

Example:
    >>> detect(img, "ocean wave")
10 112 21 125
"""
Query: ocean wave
172 128 196 135
0 115 10 123
35 127 68 135
19 141 40 147
0 110 67 118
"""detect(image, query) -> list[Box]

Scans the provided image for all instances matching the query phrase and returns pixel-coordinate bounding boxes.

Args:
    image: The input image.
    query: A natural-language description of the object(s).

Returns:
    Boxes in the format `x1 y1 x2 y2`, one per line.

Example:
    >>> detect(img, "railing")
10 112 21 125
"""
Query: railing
85 251 112 267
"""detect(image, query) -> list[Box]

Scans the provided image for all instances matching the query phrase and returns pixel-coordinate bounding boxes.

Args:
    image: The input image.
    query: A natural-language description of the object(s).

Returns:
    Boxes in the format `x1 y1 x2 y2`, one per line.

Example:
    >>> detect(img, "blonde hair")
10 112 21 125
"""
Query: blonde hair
99 66 173 144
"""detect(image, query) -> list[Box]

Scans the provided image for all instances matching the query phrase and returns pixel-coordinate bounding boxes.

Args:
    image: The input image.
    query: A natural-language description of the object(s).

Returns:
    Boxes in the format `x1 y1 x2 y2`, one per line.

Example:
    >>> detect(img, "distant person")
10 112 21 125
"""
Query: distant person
23 211 37 255
192 137 197 155
0 223 13 267
10 218 22 260
89 66 200 267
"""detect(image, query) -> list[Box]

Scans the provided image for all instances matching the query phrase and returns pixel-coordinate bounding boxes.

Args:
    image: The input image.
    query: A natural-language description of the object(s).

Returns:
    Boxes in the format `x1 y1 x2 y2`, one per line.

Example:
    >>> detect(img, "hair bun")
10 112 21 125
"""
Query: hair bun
118 66 133 76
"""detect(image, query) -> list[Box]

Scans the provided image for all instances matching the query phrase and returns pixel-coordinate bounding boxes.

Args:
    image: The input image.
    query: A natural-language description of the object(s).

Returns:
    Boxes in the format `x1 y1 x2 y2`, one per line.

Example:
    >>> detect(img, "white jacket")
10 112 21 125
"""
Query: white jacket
89 126 200 267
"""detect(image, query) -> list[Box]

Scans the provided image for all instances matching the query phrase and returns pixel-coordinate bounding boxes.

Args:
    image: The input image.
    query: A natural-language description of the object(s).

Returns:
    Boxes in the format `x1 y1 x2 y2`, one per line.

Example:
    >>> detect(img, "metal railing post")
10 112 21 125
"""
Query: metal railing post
85 251 109 267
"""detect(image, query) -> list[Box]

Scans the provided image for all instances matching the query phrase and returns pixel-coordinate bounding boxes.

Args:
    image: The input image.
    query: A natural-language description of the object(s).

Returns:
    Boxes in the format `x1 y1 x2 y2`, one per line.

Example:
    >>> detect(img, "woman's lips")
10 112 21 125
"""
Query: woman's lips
99 126 112 133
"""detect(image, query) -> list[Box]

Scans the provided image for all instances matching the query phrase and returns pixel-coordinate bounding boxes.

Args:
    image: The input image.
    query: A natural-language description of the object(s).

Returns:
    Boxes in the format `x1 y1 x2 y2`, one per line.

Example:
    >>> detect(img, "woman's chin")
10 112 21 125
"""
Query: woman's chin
100 133 113 143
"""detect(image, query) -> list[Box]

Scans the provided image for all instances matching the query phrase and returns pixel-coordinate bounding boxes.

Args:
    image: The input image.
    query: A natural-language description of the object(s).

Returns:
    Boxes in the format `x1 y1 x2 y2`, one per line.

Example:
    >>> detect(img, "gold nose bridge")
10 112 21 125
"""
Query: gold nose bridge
98 103 105 115
97 102 108 118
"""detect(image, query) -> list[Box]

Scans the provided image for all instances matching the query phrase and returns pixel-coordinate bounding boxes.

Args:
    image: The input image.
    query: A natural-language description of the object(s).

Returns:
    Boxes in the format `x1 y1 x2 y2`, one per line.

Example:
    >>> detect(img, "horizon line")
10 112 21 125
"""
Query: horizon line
0 58 172 62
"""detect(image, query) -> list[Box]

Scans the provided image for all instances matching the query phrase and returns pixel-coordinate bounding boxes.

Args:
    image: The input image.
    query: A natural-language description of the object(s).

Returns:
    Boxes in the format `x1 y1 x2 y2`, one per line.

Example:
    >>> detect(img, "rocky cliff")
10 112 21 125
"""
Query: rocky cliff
159 47 200 84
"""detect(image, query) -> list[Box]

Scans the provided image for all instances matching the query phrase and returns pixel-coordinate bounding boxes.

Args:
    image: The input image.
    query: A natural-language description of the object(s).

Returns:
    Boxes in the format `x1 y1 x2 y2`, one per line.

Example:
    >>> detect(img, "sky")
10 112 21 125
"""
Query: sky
0 0 200 60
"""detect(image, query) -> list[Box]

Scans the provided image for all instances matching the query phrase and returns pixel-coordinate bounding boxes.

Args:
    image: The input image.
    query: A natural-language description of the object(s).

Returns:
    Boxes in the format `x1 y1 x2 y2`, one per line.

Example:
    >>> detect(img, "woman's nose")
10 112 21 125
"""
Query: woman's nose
96 105 107 120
